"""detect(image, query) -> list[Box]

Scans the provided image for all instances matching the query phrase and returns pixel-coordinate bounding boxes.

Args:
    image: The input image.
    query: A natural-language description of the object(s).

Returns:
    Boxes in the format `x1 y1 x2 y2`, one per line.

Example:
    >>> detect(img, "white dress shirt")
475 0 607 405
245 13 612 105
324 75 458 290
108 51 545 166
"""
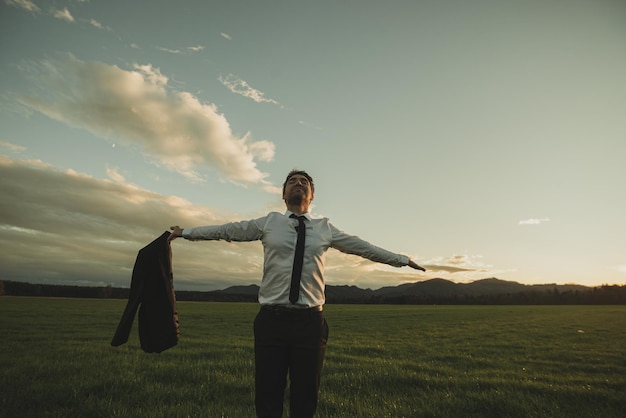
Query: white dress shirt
182 211 409 308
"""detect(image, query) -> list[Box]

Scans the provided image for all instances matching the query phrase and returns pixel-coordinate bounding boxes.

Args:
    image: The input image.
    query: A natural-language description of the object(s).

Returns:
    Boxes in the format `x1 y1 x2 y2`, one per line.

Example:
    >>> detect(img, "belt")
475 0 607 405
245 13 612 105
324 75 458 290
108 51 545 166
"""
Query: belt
261 304 323 318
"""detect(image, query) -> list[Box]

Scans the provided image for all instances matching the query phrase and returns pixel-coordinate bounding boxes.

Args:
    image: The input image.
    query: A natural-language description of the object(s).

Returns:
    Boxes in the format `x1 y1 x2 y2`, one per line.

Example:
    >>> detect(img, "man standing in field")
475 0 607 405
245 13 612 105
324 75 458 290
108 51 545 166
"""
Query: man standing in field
169 169 425 418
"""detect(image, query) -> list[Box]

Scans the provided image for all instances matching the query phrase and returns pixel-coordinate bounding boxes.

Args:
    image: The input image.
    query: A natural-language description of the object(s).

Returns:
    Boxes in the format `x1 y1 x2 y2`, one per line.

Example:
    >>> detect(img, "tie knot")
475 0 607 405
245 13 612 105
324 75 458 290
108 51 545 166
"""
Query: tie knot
290 214 306 222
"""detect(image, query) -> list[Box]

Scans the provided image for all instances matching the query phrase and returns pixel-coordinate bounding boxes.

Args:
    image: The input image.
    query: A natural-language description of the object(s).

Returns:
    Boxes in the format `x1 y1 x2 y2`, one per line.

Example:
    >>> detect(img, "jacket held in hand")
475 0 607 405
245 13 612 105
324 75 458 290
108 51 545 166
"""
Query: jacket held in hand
111 231 179 353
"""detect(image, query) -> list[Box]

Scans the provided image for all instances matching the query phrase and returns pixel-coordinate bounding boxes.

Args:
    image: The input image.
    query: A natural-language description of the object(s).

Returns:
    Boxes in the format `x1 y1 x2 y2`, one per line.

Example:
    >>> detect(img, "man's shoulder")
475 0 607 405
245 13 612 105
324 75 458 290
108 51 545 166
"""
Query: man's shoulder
309 216 331 225
261 211 290 224
263 211 332 225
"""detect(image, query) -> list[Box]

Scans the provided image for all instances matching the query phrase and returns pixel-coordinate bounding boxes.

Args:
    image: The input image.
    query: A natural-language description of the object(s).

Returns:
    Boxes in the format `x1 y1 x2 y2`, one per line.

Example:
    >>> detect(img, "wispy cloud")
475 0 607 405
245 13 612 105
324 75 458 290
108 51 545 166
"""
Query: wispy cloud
105 165 126 183
220 32 232 40
449 254 470 265
0 140 26 153
614 265 626 274
157 46 182 54
423 264 479 273
5 0 40 13
519 218 550 225
423 254 490 274
88 18 112 31
158 45 205 54
298 120 323 131
52 7 75 22
219 74 282 107
17 55 275 186
8 0 112 31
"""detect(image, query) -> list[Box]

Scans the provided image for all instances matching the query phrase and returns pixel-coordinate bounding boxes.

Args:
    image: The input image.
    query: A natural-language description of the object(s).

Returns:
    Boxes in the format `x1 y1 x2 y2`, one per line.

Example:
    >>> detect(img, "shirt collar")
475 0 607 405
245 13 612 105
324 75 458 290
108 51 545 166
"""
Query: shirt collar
285 210 311 221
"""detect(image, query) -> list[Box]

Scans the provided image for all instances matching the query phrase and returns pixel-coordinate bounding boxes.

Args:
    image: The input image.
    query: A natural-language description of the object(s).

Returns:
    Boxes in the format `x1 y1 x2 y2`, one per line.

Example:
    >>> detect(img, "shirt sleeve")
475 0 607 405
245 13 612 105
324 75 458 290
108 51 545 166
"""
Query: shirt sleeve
328 222 409 267
182 216 266 242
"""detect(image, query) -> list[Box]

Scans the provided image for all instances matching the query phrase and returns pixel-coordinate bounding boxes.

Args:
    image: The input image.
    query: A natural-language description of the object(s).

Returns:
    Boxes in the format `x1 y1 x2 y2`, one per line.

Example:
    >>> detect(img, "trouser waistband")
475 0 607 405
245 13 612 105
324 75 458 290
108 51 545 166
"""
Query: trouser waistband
260 304 323 318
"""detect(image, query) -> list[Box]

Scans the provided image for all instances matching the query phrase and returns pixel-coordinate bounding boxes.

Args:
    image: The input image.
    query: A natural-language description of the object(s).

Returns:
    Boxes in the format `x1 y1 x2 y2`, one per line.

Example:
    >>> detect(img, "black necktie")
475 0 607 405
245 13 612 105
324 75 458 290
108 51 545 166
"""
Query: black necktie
289 214 306 304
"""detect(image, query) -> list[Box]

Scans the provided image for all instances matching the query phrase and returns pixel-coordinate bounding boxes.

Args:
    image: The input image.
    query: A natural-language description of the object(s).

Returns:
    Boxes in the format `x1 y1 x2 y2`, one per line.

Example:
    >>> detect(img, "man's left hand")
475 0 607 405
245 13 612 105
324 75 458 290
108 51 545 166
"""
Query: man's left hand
408 259 426 272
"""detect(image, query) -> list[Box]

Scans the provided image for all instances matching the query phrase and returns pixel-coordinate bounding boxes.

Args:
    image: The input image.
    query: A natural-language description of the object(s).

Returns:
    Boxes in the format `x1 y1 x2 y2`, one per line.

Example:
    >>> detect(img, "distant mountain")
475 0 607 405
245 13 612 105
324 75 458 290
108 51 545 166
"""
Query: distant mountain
375 278 461 298
214 278 594 303
4 278 620 304
218 284 260 296
460 278 528 295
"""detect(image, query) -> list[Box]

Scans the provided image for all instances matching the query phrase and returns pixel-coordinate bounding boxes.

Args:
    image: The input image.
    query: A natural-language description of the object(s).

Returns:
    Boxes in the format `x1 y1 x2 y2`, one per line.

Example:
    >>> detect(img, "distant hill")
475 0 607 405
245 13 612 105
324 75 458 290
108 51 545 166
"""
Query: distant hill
213 278 600 304
2 278 623 304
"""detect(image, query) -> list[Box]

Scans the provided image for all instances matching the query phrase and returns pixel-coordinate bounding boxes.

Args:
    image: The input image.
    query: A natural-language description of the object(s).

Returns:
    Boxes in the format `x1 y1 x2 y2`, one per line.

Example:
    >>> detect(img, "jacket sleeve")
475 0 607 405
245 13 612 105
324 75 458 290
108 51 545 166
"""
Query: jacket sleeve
110 237 149 347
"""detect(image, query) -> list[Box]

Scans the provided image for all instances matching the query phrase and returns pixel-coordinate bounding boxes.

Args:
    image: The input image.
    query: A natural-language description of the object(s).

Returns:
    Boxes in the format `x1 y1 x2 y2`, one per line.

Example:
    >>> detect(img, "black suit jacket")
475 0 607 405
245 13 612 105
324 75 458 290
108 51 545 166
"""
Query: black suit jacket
111 231 179 353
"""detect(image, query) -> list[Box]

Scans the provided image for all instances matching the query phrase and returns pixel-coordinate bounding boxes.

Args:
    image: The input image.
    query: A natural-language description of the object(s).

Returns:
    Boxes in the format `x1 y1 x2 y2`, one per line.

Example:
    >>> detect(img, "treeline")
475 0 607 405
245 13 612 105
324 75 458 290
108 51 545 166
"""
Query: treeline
1 280 129 299
2 280 626 305
364 285 626 305
0 281 257 303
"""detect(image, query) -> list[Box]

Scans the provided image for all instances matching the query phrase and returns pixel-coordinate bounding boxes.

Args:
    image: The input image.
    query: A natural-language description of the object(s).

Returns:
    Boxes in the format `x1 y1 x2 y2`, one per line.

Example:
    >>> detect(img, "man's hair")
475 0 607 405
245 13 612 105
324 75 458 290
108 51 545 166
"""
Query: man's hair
282 169 315 194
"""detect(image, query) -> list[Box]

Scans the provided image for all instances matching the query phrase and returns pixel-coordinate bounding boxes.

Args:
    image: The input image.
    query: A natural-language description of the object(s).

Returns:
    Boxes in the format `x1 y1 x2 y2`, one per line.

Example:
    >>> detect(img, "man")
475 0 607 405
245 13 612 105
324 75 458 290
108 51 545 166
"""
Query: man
169 169 424 418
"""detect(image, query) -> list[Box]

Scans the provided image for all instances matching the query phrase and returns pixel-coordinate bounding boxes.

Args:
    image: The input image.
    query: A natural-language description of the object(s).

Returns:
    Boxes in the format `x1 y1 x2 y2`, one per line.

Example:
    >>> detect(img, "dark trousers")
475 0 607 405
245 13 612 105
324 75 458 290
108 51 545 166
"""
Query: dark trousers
254 306 329 418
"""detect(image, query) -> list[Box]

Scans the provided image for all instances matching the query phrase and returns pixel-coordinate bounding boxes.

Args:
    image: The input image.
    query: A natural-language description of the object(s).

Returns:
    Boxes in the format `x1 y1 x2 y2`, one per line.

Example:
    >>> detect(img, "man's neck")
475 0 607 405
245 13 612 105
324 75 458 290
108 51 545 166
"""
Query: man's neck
286 204 309 216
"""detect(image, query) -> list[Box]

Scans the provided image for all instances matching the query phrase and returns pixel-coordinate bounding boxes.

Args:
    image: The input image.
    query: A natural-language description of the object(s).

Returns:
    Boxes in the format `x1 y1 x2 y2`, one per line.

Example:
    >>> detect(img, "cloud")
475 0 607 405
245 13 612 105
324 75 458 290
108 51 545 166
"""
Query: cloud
187 45 205 52
298 120 323 131
613 265 626 275
105 165 126 183
0 156 425 290
0 156 255 289
52 7 74 22
16 55 274 186
5 0 40 13
448 254 470 265
8 0 109 31
220 33 232 40
423 264 479 273
422 254 490 274
519 218 550 225
157 46 182 54
219 74 282 107
0 140 26 153
89 19 103 29
88 18 111 31
158 45 205 54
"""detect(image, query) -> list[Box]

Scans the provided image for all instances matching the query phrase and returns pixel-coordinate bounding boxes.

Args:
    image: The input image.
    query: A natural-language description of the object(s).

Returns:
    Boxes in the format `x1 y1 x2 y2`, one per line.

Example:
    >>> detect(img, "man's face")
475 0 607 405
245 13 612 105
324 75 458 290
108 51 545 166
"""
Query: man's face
283 174 314 207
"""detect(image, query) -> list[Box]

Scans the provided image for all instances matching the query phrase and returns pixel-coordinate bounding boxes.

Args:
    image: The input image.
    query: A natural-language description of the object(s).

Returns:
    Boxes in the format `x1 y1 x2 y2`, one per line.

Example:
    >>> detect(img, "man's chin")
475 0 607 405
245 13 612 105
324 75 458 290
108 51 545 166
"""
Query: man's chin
286 195 305 206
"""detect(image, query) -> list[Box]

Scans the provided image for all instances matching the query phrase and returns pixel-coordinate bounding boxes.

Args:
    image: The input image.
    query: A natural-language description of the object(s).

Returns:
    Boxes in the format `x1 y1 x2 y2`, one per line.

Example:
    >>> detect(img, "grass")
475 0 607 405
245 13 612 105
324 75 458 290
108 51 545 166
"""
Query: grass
0 298 624 417
321 305 626 417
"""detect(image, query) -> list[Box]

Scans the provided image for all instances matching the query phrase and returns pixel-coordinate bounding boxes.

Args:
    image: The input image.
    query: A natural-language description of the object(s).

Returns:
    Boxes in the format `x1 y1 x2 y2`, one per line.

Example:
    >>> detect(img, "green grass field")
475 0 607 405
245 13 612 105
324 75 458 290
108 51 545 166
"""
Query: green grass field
1 298 624 417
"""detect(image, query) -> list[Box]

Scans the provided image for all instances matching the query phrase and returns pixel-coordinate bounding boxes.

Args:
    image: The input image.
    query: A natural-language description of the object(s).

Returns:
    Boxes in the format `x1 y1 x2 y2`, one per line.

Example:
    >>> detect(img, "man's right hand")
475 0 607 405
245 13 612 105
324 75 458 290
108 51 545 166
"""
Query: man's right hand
169 225 184 241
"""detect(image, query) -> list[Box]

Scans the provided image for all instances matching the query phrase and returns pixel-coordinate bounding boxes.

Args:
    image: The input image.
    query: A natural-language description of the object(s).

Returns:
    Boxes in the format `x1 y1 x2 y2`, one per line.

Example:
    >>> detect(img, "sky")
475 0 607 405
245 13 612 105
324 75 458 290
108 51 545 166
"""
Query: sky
1 0 625 291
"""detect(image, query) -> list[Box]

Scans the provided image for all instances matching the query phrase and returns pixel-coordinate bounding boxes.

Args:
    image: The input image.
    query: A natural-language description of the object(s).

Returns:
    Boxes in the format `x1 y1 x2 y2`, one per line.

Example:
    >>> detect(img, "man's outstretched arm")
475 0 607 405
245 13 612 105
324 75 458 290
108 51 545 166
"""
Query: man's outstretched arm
329 223 426 272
